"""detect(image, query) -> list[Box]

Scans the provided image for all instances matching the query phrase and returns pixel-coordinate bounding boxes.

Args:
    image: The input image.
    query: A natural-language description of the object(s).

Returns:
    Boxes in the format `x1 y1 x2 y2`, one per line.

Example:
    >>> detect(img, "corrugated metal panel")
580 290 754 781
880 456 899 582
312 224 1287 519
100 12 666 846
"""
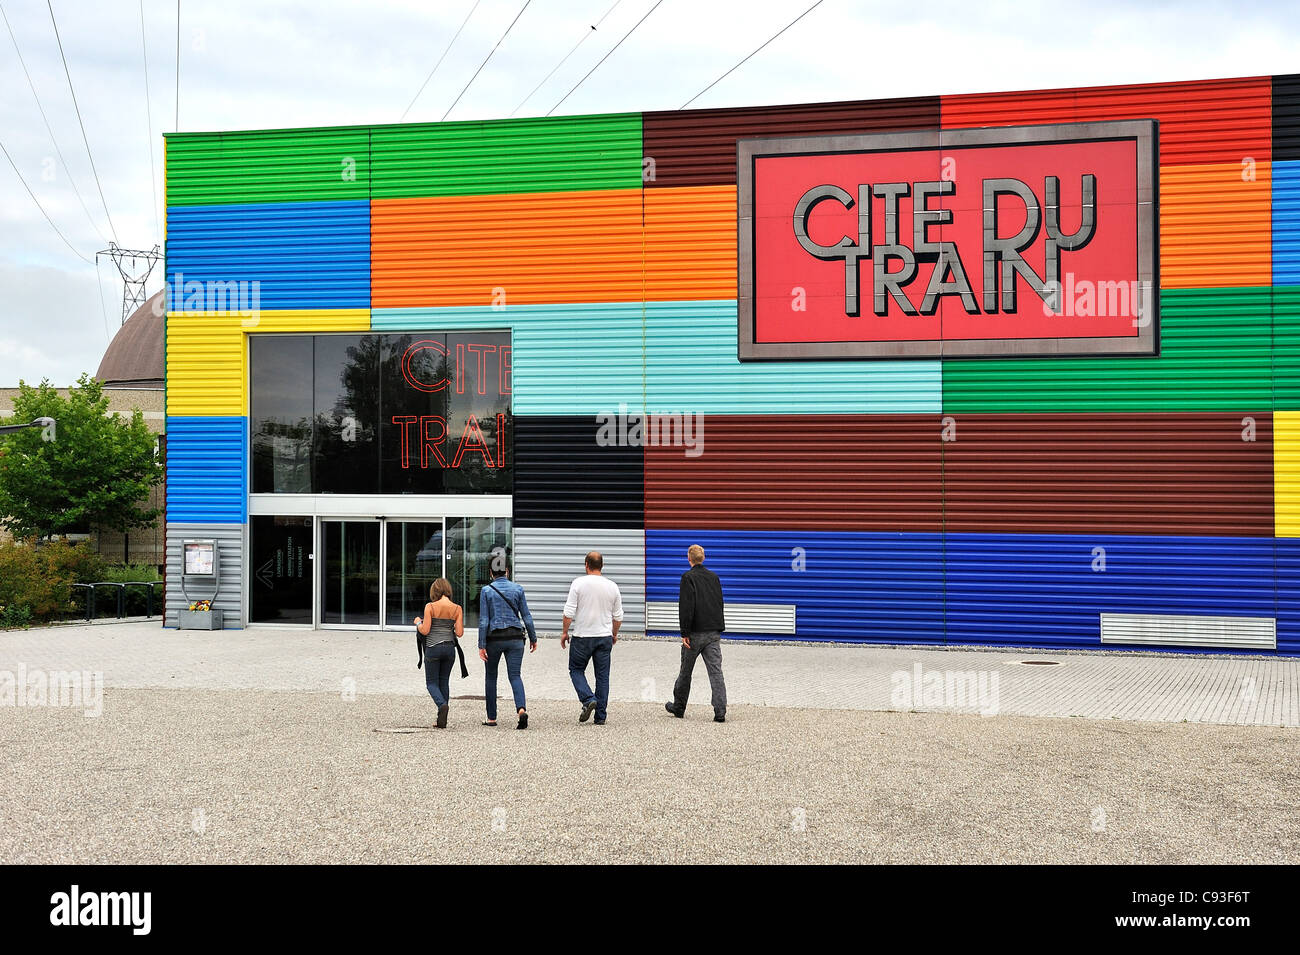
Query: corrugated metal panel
1275 411 1300 536
944 533 1277 650
1100 613 1276 650
943 413 1274 537
514 527 645 633
941 287 1273 412
1276 288 1300 408
644 300 941 414
163 127 370 205
941 76 1272 165
645 415 941 532
1275 161 1300 284
646 601 796 634
1275 74 1300 161
371 190 643 307
515 416 643 529
166 309 371 417
646 529 944 643
165 417 247 523
642 96 940 188
372 304 643 415
1275 537 1300 653
1161 161 1272 288
164 523 244 627
166 201 370 310
643 185 736 300
369 113 642 197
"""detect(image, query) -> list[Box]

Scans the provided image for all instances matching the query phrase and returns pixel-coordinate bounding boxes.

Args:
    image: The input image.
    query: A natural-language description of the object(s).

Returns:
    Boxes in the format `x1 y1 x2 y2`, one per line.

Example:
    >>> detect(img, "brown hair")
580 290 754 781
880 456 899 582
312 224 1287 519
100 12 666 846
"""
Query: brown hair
429 578 453 602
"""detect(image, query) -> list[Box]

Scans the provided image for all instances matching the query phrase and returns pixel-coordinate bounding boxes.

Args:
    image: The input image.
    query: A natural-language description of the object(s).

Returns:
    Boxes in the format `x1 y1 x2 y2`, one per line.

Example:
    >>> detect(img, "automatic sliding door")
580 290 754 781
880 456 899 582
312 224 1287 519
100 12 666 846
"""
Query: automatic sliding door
384 521 444 630
321 520 381 627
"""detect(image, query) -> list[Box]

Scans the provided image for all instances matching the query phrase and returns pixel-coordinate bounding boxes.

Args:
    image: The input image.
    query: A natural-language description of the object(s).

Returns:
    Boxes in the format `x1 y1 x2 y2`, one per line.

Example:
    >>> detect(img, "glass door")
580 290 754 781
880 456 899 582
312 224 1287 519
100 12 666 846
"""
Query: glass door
384 520 444 631
248 516 314 625
320 520 381 627
445 517 513 632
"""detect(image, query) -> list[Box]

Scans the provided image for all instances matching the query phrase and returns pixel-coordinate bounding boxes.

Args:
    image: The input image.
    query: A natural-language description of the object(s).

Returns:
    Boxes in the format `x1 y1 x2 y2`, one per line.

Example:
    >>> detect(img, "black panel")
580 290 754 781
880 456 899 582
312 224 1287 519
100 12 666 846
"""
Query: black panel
514 415 643 528
250 336 312 493
1275 74 1300 161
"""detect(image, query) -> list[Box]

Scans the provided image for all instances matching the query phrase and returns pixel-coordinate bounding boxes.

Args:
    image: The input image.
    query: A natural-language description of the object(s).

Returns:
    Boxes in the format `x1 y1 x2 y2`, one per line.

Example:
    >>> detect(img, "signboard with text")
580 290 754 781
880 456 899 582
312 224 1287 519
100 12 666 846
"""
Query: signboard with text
737 121 1158 360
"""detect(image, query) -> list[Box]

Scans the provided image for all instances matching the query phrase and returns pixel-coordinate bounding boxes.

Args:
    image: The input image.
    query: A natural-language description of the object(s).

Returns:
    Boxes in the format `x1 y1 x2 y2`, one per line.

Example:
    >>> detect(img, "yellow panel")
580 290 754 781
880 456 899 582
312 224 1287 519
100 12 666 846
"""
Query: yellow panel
1160 160 1272 289
166 309 371 417
1276 411 1300 537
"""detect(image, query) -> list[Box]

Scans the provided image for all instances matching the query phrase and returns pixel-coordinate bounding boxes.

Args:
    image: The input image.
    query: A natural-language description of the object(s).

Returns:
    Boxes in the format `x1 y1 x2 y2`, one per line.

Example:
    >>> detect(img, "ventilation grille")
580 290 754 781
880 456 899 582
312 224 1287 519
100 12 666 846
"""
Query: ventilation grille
647 601 796 634
1100 613 1276 650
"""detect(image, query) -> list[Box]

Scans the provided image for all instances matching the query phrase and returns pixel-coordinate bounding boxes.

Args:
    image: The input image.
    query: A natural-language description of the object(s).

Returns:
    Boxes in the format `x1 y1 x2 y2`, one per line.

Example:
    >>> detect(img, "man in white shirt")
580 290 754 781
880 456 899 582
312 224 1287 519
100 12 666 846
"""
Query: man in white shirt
561 551 624 725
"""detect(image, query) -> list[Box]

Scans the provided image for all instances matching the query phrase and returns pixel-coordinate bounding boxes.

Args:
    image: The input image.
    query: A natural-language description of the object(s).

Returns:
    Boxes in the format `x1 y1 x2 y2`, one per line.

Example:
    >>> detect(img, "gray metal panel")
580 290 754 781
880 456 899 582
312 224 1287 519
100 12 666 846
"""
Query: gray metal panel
1100 613 1276 650
514 527 645 634
165 523 245 628
647 602 796 634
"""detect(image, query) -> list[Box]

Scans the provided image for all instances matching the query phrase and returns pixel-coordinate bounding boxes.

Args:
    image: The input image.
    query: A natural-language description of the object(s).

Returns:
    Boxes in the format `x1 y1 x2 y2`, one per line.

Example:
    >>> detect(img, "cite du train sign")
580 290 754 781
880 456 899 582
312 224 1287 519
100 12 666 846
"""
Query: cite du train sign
737 121 1158 360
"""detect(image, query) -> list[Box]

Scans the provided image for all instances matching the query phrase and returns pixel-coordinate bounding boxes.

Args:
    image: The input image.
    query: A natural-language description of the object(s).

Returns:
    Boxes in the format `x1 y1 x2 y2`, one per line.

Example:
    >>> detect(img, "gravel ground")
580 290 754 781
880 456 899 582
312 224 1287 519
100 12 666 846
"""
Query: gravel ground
2 687 1296 864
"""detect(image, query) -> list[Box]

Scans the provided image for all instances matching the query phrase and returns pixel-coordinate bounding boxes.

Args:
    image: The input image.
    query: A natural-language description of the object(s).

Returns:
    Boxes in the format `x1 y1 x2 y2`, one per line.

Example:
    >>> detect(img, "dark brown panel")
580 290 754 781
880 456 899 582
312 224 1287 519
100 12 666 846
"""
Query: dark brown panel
642 96 940 188
644 415 942 532
942 413 1275 536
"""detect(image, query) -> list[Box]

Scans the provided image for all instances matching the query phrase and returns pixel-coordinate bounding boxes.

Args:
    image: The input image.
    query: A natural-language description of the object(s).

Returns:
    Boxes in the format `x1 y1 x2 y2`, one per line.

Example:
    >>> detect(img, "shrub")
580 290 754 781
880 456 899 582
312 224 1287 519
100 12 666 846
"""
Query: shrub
0 538 107 621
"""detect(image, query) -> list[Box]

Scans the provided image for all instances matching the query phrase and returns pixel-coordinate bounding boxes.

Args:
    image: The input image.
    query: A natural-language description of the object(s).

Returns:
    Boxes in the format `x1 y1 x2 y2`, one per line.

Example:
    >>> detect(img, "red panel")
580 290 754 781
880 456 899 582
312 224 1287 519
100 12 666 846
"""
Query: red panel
644 415 943 533
943 413 1275 536
643 96 940 188
942 76 1271 165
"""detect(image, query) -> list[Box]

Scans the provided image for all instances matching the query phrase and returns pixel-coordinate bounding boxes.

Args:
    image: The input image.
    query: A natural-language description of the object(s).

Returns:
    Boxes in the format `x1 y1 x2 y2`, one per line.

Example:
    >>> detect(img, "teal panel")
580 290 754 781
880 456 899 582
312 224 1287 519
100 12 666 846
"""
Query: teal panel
645 301 941 414
372 304 646 415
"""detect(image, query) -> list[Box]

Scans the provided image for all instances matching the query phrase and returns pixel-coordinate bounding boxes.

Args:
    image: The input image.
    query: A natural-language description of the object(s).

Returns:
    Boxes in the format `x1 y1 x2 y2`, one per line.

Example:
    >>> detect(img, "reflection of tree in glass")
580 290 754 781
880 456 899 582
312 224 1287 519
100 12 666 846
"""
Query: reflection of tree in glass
314 336 381 493
253 416 311 493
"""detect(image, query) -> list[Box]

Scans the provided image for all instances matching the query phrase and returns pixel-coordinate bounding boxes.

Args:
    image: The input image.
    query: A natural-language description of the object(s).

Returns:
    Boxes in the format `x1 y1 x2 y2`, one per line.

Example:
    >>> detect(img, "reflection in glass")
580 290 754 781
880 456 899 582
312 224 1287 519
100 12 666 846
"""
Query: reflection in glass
314 334 381 493
250 337 313 493
385 521 444 630
248 516 314 624
444 517 512 632
321 520 381 626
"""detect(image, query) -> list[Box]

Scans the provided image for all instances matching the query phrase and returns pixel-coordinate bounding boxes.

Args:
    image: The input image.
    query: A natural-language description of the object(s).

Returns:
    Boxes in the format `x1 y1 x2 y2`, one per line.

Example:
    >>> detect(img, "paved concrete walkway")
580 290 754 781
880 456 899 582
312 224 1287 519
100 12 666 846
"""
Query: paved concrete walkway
2 622 1296 726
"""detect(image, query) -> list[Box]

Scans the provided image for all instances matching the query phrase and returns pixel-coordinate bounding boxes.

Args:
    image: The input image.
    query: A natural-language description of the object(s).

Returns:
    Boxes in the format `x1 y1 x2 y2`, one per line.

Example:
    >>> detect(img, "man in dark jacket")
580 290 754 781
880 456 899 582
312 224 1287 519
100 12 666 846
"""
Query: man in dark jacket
665 544 728 722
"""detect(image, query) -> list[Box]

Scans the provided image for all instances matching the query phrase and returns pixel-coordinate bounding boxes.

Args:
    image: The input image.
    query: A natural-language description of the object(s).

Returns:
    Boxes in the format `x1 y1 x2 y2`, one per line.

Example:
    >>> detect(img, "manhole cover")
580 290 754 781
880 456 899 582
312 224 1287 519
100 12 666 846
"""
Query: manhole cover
373 726 435 734
1019 660 1061 666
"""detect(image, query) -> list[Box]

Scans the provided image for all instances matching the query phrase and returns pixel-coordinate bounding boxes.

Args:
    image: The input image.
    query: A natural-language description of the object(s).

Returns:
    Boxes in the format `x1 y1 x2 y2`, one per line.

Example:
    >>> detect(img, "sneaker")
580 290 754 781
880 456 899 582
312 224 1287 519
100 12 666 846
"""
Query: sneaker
436 703 449 728
593 719 606 725
665 702 684 718
579 699 597 722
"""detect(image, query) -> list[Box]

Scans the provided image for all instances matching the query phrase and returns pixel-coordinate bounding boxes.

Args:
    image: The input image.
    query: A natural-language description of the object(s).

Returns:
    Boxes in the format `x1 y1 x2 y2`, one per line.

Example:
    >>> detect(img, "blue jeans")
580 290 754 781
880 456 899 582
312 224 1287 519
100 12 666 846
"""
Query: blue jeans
423 642 455 707
484 639 526 721
568 636 613 722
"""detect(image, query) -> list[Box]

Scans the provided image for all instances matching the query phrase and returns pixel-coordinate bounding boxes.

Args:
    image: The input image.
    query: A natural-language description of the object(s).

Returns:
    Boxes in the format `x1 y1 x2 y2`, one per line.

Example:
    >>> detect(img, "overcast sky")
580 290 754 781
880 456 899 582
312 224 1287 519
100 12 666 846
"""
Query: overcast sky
1 0 1296 387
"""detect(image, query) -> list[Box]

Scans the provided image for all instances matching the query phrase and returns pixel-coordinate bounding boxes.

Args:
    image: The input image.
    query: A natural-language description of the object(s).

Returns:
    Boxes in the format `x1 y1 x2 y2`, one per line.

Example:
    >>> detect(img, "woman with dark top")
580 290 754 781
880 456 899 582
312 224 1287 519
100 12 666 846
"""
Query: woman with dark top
415 578 464 728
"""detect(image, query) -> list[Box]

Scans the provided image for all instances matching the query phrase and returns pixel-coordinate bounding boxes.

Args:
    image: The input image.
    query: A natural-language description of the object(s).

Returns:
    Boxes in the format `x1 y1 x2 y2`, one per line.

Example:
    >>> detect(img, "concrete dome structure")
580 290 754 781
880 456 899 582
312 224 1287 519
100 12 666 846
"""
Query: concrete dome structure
95 289 165 389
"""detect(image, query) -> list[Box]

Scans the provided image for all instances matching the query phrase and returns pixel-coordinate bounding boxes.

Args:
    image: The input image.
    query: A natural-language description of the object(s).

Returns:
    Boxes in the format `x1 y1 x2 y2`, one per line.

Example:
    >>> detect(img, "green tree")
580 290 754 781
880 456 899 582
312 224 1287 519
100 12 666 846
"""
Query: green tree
0 375 163 539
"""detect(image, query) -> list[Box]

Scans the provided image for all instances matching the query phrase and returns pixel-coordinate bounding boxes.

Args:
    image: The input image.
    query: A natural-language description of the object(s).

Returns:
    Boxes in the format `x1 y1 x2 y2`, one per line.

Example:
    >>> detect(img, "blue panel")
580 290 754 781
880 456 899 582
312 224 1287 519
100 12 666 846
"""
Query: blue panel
166 417 247 523
166 201 370 310
1277 161 1300 285
945 533 1278 653
374 303 644 415
645 301 941 414
1276 537 1300 654
646 529 944 644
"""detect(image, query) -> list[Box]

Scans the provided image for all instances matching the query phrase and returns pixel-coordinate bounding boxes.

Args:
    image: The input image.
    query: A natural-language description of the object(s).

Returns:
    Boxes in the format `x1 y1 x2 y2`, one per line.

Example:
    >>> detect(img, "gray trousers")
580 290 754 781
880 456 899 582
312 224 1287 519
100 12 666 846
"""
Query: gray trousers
673 631 727 713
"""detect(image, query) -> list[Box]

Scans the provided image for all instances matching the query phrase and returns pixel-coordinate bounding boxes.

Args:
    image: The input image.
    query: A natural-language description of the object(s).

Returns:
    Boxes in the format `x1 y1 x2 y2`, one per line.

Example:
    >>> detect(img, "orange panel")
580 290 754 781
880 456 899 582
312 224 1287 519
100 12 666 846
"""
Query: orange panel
371 189 644 307
643 185 737 301
942 76 1272 166
1161 160 1272 288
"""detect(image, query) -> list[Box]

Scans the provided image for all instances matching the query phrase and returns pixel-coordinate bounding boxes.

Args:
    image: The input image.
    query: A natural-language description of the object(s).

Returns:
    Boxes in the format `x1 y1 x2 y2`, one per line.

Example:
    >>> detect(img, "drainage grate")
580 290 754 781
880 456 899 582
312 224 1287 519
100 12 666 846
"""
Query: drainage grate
1018 660 1062 666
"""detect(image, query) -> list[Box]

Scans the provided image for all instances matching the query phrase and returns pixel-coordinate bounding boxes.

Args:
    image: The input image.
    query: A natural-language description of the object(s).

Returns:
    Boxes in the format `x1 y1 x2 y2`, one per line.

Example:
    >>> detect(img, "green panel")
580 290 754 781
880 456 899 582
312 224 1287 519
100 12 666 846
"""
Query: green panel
370 113 643 198
165 128 371 205
942 287 1275 412
1277 287 1300 409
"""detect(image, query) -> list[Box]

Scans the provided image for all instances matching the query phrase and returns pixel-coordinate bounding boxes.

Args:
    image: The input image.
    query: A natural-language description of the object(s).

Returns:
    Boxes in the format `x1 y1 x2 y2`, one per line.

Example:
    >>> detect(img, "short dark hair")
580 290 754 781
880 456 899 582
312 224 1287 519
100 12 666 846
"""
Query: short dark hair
491 565 508 578
585 551 603 570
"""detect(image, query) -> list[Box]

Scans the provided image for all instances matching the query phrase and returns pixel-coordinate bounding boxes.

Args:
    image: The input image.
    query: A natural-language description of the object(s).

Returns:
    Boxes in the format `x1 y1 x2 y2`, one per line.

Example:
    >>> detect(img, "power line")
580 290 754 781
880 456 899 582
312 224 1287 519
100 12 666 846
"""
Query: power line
0 0 107 243
0 137 93 265
680 0 824 109
174 0 180 130
140 0 160 241
401 0 481 122
46 0 118 243
442 0 531 122
511 0 621 117
548 0 662 116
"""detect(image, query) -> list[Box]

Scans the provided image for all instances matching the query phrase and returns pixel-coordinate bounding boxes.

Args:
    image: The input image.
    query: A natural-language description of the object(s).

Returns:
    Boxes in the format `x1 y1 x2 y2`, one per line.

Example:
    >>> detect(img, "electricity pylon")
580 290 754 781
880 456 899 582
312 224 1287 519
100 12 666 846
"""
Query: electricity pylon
98 242 162 324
